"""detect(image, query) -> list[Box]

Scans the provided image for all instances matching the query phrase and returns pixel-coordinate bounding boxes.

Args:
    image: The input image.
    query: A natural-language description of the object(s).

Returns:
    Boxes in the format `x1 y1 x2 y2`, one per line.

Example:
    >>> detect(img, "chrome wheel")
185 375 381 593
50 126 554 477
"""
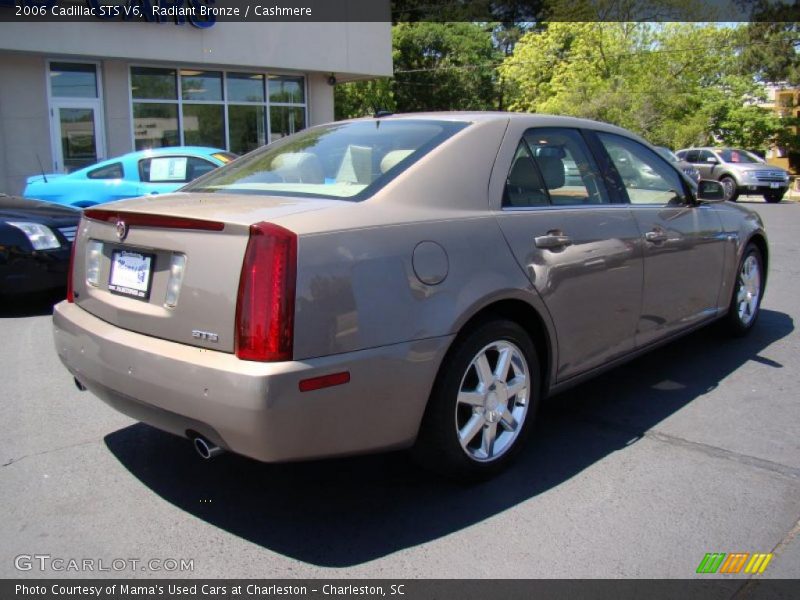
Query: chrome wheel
455 340 530 462
736 254 761 326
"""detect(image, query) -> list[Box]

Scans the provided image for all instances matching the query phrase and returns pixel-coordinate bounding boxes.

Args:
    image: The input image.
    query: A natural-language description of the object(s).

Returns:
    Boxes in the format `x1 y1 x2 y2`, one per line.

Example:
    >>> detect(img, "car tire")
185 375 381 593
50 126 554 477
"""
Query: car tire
764 191 784 204
720 176 739 202
412 319 540 481
723 243 764 336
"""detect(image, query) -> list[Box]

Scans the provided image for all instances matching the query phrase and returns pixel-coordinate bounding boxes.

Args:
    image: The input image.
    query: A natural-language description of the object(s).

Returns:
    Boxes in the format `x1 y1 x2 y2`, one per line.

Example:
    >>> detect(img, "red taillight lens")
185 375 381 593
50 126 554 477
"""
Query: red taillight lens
66 235 78 303
235 222 297 362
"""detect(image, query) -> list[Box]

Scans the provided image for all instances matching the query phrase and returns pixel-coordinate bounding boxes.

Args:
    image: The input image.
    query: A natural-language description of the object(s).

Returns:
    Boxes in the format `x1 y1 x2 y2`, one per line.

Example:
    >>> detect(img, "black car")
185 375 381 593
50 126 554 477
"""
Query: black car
0 194 79 297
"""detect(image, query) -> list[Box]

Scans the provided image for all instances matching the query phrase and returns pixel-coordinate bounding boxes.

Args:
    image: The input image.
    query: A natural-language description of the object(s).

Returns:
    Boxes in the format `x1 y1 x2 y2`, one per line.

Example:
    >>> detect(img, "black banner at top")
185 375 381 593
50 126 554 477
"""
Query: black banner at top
0 0 797 23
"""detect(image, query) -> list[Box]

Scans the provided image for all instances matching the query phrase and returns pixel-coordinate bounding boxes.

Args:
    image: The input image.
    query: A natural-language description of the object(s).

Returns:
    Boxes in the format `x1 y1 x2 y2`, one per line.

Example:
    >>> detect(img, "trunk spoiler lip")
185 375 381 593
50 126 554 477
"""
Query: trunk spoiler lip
83 209 226 232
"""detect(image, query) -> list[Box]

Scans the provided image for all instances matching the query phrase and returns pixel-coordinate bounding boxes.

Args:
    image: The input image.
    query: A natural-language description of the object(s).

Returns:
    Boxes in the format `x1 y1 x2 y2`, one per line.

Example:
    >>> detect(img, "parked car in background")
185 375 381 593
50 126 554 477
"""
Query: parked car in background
24 147 236 208
54 113 767 480
656 146 700 183
676 147 790 203
0 194 79 297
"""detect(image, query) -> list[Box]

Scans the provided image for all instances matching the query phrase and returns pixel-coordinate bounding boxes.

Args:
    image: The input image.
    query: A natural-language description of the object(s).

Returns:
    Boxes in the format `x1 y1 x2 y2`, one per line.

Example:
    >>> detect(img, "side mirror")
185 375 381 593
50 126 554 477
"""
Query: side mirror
697 179 725 202
706 156 719 164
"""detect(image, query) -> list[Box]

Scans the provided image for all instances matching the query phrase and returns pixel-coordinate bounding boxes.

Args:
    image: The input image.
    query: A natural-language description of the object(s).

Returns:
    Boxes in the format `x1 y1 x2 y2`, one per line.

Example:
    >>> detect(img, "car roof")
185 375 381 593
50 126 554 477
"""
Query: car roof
114 146 227 161
350 111 652 145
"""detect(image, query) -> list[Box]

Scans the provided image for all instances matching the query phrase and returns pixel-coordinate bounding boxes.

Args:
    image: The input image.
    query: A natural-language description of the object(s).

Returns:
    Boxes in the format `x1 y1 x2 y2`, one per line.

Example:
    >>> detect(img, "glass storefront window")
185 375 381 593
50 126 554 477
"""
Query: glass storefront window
130 67 306 151
227 73 265 103
133 103 179 150
270 106 306 142
183 104 224 148
131 67 177 100
229 105 266 155
181 70 223 102
50 63 97 98
269 75 305 103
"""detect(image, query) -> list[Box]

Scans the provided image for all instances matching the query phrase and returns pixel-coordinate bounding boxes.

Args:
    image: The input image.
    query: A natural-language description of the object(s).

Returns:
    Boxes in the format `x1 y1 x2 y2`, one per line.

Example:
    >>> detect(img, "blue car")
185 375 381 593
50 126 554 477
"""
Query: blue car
24 147 236 208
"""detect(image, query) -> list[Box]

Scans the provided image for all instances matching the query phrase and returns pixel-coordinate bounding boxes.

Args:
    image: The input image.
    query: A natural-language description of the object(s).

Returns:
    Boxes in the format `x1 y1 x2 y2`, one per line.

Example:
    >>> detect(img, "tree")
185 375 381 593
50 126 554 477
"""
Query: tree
335 22 500 119
498 22 782 150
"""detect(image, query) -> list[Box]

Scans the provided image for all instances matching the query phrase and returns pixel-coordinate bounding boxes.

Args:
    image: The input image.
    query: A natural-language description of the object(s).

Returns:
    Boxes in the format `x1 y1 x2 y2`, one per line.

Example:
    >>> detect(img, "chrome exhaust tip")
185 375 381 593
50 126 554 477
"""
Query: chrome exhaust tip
74 377 87 392
193 436 223 460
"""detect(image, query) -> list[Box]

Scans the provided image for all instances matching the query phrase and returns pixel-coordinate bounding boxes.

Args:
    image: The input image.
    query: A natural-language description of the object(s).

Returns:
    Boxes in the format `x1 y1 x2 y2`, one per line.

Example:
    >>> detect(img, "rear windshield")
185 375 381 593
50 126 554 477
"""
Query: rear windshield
184 119 468 200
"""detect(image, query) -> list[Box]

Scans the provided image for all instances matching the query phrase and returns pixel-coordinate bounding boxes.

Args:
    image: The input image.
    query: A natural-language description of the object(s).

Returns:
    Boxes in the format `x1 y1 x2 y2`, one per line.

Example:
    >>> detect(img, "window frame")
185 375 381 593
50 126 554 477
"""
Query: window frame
592 131 692 208
127 64 308 153
500 127 624 211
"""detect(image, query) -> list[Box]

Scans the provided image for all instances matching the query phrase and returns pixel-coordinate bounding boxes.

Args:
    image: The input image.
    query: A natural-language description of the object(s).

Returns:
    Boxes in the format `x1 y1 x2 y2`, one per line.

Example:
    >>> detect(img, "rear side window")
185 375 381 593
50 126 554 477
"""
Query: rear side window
503 127 611 208
87 163 123 179
597 133 686 206
684 150 700 163
139 156 217 183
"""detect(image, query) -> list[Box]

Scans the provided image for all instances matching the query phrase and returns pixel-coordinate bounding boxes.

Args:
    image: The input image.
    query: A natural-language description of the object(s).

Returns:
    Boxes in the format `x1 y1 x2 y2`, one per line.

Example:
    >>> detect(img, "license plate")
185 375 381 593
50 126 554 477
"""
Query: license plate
108 250 155 300
770 182 780 189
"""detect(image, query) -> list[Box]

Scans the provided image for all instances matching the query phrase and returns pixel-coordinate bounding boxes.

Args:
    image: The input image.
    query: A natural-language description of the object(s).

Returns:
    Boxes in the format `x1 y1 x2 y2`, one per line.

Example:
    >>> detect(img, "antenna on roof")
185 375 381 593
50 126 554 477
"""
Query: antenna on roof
35 154 48 183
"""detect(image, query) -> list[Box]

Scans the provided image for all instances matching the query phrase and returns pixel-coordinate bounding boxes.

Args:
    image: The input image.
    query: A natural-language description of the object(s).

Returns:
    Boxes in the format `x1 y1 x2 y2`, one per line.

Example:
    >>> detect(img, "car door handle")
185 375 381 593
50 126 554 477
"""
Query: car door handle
645 229 668 243
534 231 573 249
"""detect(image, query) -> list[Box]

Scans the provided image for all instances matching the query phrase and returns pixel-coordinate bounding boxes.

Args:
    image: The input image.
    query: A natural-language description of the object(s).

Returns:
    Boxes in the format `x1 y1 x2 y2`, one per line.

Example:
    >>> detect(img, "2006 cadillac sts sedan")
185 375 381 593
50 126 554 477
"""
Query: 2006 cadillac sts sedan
53 113 767 479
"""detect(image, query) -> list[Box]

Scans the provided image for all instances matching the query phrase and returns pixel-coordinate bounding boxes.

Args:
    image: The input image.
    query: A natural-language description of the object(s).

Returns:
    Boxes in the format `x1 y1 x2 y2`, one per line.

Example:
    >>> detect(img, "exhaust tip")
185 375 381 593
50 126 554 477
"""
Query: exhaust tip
193 436 223 460
74 377 87 392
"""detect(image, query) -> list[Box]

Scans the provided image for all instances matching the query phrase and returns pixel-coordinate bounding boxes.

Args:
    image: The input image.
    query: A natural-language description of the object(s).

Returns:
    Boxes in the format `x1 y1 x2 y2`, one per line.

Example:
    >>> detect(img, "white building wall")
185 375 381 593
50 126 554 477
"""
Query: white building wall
0 55 52 195
0 20 390 194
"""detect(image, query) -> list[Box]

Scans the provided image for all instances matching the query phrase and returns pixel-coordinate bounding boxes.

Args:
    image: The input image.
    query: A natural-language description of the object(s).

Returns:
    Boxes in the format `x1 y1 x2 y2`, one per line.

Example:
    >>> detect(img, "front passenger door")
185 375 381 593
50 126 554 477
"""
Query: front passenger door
595 133 726 346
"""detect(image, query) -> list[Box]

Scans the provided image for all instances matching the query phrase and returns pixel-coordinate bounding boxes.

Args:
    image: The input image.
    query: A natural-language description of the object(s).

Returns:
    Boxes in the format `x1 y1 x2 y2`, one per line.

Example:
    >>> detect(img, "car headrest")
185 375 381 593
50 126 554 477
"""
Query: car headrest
271 152 324 183
536 156 565 189
380 149 414 173
507 156 545 190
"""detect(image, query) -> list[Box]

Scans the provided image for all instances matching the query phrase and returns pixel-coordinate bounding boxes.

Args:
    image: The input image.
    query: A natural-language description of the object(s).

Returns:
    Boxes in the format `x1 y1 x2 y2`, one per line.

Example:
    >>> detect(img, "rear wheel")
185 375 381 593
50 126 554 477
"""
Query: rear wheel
720 176 739 202
723 243 764 336
413 319 540 480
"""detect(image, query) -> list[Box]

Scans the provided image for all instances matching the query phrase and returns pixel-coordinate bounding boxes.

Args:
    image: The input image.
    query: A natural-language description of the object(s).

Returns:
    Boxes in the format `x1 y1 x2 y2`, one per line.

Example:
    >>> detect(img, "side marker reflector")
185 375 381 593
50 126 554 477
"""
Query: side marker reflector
299 372 351 392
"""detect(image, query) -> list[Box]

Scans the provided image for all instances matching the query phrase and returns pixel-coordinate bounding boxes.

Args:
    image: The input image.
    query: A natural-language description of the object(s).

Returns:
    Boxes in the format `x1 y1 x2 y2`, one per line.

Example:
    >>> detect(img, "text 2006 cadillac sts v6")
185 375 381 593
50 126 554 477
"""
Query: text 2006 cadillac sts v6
53 113 767 479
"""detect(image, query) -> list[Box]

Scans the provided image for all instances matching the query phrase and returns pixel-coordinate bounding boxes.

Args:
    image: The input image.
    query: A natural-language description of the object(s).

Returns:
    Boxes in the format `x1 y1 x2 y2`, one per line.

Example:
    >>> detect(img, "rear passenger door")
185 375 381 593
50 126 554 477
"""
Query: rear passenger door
593 133 726 346
493 126 643 383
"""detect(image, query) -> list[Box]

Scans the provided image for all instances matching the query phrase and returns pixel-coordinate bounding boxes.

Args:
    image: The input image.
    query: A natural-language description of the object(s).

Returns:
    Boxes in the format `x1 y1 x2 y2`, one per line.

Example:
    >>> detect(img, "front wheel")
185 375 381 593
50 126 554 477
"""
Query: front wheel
720 176 739 202
413 319 540 480
723 243 764 336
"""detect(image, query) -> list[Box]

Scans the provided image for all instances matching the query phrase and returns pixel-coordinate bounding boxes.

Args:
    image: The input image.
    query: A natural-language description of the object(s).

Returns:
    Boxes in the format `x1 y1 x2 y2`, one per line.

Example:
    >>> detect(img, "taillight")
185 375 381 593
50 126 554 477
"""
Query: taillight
235 222 297 362
66 235 78 303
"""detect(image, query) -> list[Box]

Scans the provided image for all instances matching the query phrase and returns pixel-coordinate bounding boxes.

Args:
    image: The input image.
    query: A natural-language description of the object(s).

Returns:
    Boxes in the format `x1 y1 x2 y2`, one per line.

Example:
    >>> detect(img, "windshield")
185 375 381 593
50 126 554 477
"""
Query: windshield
184 119 469 200
717 148 763 164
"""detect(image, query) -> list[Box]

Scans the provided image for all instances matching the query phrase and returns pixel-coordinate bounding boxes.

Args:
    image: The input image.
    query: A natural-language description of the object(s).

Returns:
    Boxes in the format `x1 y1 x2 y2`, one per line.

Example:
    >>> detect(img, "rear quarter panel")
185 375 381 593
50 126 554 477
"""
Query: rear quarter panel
277 118 554 361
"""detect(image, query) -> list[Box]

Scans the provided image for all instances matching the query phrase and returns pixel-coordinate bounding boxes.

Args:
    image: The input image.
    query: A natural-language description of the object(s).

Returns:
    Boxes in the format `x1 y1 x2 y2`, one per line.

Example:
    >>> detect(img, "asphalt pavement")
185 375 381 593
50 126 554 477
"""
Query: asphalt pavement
1 200 798 580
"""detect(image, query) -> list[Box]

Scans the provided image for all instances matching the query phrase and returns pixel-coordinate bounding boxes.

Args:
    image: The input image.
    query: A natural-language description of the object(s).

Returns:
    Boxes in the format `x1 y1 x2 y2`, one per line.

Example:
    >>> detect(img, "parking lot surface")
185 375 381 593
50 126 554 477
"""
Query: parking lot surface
1 201 798 579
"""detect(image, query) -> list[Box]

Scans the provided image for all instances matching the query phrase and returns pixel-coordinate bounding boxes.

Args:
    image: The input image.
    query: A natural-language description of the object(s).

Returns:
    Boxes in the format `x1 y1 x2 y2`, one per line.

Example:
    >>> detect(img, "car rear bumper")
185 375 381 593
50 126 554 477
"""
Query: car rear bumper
53 301 452 462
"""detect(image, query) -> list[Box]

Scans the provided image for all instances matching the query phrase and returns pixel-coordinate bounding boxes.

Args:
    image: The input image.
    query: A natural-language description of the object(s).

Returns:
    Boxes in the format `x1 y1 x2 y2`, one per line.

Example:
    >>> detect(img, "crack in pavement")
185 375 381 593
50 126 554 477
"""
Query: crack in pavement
559 413 800 480
1 438 98 470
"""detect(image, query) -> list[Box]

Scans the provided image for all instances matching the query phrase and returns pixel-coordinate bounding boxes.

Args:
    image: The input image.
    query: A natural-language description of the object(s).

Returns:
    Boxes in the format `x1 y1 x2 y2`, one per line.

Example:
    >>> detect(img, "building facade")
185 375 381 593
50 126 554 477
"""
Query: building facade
763 83 800 184
0 20 392 194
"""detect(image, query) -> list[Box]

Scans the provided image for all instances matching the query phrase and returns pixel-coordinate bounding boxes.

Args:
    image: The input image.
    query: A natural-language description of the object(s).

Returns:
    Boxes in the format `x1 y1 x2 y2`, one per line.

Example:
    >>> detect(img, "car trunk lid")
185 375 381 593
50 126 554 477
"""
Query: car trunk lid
71 193 339 354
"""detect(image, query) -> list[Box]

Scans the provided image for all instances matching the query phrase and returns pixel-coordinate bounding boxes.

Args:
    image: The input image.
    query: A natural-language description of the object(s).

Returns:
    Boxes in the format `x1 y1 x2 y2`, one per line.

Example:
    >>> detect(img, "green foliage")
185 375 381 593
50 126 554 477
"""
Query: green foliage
334 20 796 154
335 22 501 119
498 22 785 150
